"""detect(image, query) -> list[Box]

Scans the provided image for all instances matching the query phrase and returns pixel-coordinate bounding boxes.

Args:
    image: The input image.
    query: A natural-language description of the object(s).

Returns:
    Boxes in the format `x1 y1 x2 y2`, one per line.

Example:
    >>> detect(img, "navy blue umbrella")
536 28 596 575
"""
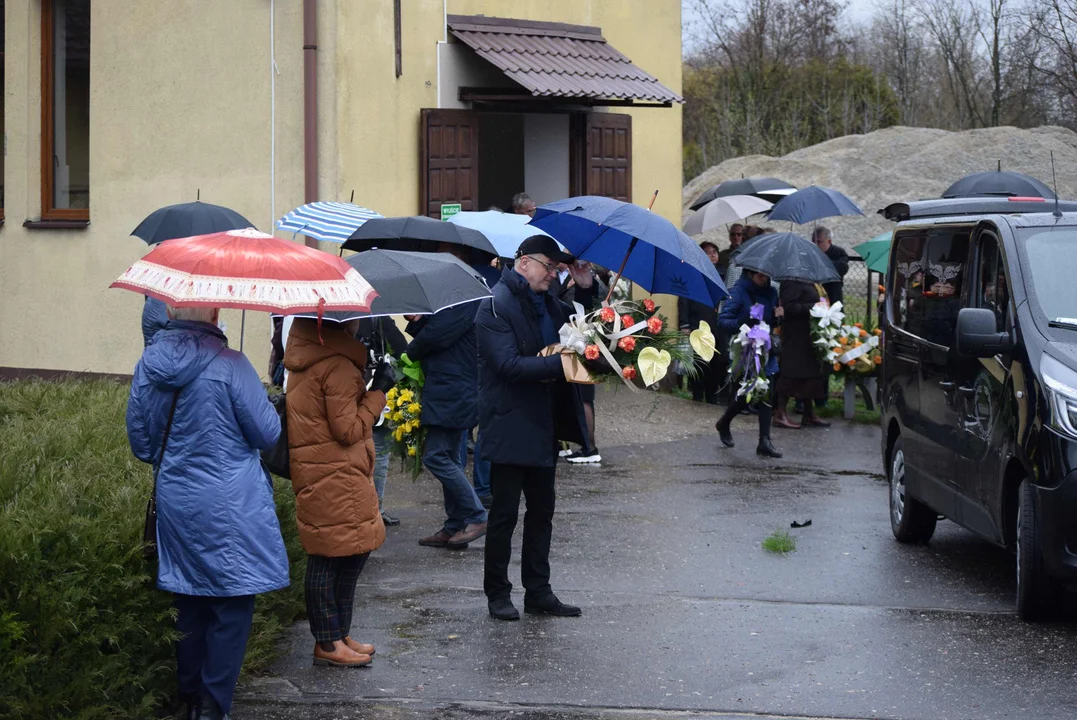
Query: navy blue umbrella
942 171 1056 199
131 201 254 244
766 185 864 224
530 195 727 305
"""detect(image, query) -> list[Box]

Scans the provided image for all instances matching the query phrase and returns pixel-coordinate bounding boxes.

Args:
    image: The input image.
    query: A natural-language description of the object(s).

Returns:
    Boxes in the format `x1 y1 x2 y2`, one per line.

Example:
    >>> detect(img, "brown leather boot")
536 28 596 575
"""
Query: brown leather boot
313 640 372 668
343 636 375 656
418 529 454 547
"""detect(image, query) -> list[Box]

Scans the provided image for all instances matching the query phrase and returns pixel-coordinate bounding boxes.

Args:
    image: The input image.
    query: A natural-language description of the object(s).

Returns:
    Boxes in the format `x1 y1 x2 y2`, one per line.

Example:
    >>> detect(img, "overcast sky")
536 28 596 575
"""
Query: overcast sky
682 0 878 57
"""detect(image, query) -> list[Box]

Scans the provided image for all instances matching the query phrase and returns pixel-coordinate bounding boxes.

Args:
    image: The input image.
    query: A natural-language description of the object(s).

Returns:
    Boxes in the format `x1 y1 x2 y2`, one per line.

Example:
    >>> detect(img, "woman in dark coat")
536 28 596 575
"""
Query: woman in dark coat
773 281 831 429
714 271 784 458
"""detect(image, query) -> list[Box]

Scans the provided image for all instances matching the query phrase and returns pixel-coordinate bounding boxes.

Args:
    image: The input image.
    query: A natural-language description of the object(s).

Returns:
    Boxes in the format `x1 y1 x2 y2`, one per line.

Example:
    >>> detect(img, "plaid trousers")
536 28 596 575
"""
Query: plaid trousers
304 553 369 643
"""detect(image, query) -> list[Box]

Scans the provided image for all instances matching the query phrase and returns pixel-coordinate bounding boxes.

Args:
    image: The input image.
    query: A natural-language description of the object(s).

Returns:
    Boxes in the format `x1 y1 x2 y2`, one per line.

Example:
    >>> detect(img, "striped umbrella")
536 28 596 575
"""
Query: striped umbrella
277 201 383 244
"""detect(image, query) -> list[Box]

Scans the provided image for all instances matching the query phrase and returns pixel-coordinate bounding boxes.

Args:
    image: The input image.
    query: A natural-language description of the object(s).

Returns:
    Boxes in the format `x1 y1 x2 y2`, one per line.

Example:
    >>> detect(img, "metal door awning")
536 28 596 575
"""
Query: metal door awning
447 14 682 107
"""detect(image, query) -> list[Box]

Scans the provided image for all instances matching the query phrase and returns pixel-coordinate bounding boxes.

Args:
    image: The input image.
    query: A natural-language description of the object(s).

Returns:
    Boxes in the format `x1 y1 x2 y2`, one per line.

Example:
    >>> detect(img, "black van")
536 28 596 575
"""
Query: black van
879 196 1077 620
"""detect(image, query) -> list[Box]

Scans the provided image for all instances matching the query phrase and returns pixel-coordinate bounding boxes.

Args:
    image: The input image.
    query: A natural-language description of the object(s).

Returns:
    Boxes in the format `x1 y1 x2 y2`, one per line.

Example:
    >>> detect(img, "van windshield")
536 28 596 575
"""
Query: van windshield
1020 226 1077 328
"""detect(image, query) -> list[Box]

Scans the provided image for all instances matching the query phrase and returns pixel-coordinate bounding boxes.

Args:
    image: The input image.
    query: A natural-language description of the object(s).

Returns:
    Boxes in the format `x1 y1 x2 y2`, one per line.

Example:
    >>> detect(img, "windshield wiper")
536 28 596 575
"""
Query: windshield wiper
1050 318 1077 330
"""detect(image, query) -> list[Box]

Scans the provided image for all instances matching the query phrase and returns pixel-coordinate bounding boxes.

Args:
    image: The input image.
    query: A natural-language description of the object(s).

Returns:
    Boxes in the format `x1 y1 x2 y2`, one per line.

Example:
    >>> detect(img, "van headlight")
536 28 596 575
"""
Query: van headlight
1041 355 1077 438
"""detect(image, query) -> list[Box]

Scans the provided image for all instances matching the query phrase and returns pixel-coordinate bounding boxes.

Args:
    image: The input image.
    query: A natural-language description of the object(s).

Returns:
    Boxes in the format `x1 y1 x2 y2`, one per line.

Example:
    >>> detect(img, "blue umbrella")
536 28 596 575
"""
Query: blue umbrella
277 201 383 243
447 210 558 259
530 195 727 305
766 185 864 224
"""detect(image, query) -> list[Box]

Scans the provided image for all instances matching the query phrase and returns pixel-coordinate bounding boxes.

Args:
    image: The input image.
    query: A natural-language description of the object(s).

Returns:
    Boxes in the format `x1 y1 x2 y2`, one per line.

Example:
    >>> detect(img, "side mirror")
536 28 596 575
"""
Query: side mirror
956 307 1012 358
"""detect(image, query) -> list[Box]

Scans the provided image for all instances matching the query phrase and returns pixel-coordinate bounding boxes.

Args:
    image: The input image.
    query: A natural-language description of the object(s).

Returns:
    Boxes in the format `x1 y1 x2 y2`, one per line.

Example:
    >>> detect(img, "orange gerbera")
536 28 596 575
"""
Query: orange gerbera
584 345 600 361
621 314 636 328
647 316 664 334
599 307 616 323
622 365 638 380
642 298 656 312
618 336 637 352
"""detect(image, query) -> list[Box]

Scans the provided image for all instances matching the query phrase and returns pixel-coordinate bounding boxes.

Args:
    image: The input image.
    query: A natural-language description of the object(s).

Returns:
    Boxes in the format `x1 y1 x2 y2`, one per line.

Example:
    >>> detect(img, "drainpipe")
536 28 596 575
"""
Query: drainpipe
302 0 318 248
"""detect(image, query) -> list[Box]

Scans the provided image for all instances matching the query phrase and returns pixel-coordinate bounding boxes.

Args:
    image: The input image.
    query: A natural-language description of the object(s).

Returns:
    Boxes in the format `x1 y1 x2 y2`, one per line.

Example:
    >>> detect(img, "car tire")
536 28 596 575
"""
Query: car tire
889 437 937 544
1016 479 1060 621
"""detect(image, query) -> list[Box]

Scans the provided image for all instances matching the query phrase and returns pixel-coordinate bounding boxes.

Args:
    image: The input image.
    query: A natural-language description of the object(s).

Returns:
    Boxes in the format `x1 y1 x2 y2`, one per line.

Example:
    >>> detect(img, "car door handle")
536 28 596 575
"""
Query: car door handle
958 385 976 397
938 381 955 390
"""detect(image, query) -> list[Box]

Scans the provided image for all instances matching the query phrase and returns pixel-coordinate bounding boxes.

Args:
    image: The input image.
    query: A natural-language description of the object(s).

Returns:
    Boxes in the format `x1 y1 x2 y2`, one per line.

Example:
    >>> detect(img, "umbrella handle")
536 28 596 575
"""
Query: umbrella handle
604 236 638 305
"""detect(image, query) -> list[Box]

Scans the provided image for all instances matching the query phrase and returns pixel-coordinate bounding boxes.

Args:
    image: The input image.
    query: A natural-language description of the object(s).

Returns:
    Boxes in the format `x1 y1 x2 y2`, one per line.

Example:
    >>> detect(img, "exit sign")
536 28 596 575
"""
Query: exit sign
440 203 462 220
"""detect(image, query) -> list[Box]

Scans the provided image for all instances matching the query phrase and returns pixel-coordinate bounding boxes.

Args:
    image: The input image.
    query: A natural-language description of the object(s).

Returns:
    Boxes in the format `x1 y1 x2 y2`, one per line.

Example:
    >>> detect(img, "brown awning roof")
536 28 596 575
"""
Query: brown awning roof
446 15 682 106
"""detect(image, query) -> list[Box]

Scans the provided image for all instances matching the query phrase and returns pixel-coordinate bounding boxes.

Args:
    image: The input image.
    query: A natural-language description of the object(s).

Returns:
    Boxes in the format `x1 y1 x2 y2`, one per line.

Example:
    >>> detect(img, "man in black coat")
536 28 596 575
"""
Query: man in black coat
475 235 590 621
813 226 849 305
406 303 488 550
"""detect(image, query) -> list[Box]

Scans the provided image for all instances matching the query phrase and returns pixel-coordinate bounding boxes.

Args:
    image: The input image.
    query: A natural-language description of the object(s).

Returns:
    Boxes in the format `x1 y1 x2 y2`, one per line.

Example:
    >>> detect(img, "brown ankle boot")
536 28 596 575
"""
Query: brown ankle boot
343 636 375 656
313 640 372 667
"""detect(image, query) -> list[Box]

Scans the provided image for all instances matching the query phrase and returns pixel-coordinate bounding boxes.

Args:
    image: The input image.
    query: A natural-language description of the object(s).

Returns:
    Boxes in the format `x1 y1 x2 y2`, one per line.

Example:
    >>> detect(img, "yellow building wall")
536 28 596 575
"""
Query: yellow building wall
0 0 681 376
0 0 309 376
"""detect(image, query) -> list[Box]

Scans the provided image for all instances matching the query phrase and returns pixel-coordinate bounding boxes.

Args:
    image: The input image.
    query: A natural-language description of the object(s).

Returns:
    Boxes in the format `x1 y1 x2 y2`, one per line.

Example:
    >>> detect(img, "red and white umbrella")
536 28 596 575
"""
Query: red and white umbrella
111 227 377 313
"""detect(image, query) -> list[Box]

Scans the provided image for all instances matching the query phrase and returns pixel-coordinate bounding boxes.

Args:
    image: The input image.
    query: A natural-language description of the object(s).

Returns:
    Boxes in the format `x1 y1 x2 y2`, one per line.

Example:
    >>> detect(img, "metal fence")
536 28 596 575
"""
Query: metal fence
841 257 880 328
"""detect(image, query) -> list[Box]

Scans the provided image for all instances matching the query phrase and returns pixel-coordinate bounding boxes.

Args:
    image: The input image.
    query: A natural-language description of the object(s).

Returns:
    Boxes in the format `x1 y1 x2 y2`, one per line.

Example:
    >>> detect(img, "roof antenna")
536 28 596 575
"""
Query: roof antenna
1050 151 1063 219
997 159 1001 172
197 188 200 201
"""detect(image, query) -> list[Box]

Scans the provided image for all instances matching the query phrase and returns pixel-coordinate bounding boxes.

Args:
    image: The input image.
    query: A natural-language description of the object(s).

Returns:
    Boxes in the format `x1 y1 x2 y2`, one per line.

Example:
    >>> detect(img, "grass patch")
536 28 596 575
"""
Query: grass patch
0 378 306 719
762 530 797 554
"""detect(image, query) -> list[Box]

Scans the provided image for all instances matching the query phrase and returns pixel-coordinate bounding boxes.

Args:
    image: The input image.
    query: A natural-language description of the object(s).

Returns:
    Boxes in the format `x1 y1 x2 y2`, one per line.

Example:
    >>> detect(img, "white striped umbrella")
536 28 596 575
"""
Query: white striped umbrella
277 201 383 244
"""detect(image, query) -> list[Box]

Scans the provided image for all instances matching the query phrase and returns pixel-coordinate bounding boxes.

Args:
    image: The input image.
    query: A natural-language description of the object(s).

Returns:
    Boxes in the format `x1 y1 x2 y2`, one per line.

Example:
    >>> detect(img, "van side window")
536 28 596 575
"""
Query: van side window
976 235 1009 332
921 231 970 347
891 234 926 333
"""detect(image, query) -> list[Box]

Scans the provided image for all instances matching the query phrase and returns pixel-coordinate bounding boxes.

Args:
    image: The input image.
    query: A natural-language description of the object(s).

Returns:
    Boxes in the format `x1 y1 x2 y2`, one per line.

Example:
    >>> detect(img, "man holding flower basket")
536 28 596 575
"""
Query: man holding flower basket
475 235 592 621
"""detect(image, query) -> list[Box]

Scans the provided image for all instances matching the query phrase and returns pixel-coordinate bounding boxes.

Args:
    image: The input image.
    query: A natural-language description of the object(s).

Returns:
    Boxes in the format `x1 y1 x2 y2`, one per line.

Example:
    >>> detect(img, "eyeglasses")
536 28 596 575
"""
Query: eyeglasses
524 255 557 274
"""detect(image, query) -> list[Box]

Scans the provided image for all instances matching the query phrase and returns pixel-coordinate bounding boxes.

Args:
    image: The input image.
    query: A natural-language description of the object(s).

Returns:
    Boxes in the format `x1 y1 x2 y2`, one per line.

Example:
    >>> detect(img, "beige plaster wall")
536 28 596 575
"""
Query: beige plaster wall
0 0 308 376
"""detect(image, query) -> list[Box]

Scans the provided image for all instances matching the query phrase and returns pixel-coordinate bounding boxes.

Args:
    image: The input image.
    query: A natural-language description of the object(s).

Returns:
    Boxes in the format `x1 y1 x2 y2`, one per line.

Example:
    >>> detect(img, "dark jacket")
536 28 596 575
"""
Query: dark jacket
823 244 850 305
679 262 721 336
718 274 780 377
405 304 478 430
778 281 823 380
475 268 587 467
141 296 170 347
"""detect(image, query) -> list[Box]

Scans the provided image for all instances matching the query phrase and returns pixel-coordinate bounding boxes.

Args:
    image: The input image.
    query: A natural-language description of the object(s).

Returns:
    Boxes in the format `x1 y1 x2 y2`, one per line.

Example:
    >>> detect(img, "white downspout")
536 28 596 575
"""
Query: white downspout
436 0 447 108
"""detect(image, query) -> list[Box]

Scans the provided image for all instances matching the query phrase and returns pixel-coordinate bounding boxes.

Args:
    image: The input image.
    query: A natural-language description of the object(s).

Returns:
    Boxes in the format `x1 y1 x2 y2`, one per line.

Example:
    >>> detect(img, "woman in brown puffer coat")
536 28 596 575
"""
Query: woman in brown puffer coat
284 317 396 668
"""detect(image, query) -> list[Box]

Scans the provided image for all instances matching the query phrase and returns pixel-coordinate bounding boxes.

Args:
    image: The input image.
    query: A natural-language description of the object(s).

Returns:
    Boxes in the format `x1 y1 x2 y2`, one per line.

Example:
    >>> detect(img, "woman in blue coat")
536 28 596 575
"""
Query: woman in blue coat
126 305 289 720
714 271 784 458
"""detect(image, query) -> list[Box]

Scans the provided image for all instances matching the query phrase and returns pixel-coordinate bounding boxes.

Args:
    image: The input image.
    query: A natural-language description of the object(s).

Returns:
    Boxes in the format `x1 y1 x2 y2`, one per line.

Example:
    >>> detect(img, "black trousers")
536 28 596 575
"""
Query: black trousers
304 553 369 643
484 463 556 600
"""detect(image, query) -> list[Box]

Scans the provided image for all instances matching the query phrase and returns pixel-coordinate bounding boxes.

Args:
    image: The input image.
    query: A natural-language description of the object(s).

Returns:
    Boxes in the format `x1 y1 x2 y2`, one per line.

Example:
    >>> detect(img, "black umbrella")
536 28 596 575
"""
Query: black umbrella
942 171 1056 199
288 249 492 320
341 216 497 261
731 232 840 284
689 177 796 211
131 201 254 244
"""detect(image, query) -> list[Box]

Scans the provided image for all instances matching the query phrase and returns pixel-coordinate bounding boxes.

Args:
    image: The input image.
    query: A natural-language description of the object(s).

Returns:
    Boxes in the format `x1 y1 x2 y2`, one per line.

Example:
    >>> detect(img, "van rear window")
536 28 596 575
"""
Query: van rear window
890 229 970 345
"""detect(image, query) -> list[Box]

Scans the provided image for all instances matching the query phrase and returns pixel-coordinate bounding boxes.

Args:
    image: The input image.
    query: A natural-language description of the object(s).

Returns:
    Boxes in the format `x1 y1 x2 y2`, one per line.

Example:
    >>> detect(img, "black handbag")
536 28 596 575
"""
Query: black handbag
143 391 180 561
260 392 290 479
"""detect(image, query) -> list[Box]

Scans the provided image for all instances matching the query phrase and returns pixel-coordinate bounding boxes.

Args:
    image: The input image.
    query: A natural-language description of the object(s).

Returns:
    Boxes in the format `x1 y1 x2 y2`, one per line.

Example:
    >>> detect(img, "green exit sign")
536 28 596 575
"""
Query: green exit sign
440 203 462 220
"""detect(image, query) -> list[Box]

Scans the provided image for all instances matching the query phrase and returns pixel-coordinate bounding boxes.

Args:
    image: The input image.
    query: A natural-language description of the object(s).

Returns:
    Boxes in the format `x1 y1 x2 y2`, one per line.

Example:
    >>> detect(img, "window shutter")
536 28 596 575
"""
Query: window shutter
420 109 480 218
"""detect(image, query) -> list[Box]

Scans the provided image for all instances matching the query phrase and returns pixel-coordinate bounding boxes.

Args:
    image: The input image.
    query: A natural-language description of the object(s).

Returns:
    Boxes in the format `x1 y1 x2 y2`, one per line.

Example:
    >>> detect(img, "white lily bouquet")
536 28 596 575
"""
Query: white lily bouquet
810 299 883 376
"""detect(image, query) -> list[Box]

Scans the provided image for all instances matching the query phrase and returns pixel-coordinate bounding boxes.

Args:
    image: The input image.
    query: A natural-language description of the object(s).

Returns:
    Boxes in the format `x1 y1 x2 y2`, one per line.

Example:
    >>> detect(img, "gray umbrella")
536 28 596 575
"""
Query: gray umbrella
731 232 840 284
288 249 492 321
341 215 497 262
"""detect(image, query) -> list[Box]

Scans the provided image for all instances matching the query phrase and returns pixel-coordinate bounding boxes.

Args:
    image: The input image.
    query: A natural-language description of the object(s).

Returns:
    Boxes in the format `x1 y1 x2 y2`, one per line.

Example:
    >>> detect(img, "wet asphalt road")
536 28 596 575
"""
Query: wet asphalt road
235 390 1077 720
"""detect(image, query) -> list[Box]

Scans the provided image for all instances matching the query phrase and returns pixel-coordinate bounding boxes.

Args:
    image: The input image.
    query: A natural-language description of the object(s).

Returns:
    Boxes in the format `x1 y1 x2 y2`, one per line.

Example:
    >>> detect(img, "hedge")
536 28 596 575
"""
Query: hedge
0 379 306 719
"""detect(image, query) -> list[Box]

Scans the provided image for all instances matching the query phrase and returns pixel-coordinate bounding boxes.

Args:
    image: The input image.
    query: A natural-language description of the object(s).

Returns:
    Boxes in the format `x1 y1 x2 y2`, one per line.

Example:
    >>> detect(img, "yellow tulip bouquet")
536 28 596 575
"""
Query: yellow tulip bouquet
383 353 426 479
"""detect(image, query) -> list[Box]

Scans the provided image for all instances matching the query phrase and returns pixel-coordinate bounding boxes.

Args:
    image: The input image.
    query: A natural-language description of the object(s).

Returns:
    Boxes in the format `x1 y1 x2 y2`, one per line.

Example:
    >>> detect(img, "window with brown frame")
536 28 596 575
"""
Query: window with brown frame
40 0 89 221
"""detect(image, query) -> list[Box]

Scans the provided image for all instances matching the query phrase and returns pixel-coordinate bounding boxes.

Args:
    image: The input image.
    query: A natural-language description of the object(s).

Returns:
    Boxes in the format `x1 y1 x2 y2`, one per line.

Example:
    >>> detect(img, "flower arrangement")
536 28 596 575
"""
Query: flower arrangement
556 299 707 388
383 353 426 479
728 304 772 403
811 300 881 376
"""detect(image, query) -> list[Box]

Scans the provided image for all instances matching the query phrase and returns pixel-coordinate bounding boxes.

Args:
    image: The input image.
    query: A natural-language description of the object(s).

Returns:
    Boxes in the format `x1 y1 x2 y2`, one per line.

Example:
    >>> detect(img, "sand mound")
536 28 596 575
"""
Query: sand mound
683 125 1077 251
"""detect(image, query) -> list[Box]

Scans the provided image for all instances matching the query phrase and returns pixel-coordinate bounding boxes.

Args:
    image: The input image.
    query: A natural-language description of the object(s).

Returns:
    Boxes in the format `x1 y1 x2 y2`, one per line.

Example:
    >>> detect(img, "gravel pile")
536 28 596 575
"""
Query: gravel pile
682 125 1077 251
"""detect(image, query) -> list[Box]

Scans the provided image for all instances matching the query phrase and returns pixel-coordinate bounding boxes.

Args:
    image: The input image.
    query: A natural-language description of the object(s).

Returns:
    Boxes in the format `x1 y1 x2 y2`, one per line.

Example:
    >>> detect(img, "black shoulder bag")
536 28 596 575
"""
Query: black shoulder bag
143 390 180 561
260 392 290 480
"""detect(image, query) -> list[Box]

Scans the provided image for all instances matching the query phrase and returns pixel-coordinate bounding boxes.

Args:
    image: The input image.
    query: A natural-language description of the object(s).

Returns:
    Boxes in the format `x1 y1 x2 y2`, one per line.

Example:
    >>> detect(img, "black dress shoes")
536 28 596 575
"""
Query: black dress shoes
523 594 582 617
488 596 520 621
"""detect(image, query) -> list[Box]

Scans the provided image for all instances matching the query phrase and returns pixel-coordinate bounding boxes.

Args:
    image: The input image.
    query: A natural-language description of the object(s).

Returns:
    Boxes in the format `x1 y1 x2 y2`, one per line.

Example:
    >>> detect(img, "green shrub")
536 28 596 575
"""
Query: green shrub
0 379 305 719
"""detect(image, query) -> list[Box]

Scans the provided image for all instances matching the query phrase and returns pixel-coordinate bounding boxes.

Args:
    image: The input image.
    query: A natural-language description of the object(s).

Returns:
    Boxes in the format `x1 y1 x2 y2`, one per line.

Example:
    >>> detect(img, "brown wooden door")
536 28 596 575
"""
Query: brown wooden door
583 113 632 202
420 109 480 218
